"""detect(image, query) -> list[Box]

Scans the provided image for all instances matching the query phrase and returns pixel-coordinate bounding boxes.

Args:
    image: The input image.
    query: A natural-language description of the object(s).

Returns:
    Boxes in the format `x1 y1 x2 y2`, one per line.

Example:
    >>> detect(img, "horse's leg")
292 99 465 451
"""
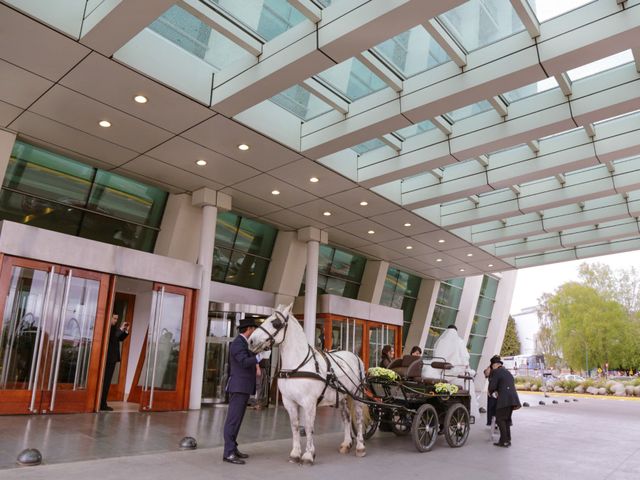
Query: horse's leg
338 396 353 454
282 396 302 463
354 401 366 457
300 401 317 465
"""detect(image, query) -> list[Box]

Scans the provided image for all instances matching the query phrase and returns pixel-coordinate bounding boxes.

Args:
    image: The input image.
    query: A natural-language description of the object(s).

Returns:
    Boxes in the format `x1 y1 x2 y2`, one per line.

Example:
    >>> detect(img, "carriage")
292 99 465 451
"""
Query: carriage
356 355 475 453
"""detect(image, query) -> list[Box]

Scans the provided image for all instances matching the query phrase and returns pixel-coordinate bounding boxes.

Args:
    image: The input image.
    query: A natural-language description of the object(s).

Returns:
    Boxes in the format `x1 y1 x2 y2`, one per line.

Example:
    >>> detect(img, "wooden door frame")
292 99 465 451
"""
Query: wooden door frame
107 292 136 402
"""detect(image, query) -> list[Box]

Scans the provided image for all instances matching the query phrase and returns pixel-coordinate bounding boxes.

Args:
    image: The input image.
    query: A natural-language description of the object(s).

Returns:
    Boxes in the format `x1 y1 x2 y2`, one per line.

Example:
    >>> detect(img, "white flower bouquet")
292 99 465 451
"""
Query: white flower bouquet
434 382 459 395
367 367 399 381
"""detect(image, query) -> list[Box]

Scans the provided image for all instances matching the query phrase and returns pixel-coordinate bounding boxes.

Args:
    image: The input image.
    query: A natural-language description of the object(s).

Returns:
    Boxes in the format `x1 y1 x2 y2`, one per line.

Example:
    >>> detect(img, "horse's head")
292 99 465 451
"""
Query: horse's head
248 303 293 353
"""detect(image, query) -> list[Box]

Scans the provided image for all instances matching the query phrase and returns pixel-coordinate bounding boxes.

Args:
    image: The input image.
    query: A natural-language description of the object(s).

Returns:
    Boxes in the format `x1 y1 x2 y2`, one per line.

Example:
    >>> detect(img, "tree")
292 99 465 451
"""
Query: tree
536 292 563 369
500 316 521 356
578 263 640 316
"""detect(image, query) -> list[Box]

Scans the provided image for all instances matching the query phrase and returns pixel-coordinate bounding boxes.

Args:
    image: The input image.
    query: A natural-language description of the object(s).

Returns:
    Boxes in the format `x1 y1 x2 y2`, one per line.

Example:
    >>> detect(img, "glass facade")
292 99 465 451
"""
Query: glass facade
212 212 278 290
1 141 167 252
380 267 421 343
424 278 465 357
300 245 366 299
467 275 500 370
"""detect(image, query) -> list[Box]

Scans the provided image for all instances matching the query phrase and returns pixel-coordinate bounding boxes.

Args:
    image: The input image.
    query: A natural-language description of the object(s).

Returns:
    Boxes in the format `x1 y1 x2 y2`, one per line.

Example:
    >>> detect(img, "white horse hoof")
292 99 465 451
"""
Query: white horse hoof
289 455 301 464
356 448 367 458
339 444 352 454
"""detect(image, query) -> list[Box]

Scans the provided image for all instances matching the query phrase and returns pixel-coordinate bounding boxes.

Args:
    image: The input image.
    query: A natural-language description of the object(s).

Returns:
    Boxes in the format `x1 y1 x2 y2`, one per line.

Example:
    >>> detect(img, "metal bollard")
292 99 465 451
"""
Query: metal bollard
179 437 197 450
17 448 42 466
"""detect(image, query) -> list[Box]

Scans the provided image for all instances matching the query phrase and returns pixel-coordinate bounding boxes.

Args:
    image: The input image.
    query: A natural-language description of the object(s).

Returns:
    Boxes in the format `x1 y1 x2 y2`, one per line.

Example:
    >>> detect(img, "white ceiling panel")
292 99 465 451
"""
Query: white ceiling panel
0 59 53 108
183 115 300 172
0 4 89 81
324 227 373 249
146 136 260 186
60 53 214 133
29 85 174 153
290 199 361 227
262 209 328 231
325 187 399 217
446 246 496 263
334 218 404 243
268 158 356 197
9 111 138 166
378 237 437 257
369 210 441 235
219 187 282 217
231 174 317 208
412 230 470 251
413 252 461 267
116 156 223 193
356 244 406 262
0 101 22 127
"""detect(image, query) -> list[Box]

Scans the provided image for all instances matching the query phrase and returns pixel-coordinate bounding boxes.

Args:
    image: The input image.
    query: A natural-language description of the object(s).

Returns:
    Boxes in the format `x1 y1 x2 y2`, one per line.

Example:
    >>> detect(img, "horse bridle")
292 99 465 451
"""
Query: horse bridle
255 310 289 349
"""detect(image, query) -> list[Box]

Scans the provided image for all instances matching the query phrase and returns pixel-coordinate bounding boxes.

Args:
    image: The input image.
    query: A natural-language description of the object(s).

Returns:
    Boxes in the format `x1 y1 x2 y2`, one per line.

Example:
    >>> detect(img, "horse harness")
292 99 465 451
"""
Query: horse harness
258 311 356 406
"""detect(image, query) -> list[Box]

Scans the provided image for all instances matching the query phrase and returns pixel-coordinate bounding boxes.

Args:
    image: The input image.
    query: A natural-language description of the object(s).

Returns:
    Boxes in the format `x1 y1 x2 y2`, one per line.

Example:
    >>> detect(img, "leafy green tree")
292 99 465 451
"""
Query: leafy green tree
500 316 521 356
536 292 563 369
578 263 640 315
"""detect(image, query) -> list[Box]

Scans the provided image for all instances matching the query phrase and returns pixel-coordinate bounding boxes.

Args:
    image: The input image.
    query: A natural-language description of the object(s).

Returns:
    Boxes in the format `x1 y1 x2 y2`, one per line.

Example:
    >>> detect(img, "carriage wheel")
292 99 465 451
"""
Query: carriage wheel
411 404 439 452
443 403 470 448
391 410 411 436
351 405 379 440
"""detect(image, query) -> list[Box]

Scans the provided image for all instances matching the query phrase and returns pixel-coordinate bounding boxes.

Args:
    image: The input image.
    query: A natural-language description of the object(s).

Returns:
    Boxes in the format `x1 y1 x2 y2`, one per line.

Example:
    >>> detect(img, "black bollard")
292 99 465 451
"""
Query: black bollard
479 407 487 413
573 399 579 402
17 448 42 466
564 399 570 403
179 437 197 450
539 401 545 405
552 400 558 404
522 402 530 407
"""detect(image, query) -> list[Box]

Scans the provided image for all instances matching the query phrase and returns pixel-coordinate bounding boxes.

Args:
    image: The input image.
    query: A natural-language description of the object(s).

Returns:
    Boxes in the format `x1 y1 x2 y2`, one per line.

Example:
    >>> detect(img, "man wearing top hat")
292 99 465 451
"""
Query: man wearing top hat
222 317 261 465
488 355 521 447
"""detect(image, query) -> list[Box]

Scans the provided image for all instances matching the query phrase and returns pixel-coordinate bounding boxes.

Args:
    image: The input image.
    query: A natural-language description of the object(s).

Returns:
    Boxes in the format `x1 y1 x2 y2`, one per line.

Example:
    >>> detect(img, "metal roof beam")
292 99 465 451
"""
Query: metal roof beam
488 96 509 117
509 0 540 38
555 72 573 96
357 51 403 92
287 0 322 23
422 19 467 68
300 79 349 114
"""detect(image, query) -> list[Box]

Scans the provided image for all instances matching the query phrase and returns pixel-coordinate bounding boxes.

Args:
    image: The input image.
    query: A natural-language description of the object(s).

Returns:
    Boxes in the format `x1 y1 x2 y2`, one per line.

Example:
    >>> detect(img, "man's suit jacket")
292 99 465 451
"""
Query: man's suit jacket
227 335 257 395
488 366 521 410
106 326 128 365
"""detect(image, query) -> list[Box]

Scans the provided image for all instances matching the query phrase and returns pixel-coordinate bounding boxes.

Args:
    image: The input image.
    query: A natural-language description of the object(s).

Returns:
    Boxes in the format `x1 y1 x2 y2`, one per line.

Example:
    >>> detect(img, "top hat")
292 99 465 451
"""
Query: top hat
447 324 458 330
238 317 258 329
489 355 503 365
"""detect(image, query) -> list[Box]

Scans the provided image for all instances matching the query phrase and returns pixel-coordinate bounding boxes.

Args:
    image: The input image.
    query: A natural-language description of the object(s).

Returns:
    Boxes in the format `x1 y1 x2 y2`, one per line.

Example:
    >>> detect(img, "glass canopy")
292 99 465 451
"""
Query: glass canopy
445 100 493 122
270 85 333 121
373 26 451 78
395 120 436 140
503 77 559 103
316 58 388 101
352 139 386 155
567 50 634 82
438 0 525 52
526 0 595 23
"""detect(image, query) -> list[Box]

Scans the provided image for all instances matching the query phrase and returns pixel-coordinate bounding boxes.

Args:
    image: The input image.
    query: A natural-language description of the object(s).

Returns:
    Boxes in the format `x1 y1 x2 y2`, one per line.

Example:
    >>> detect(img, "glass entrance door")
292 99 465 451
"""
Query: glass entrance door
133 283 193 412
201 312 238 404
368 324 396 369
0 257 109 414
330 318 363 357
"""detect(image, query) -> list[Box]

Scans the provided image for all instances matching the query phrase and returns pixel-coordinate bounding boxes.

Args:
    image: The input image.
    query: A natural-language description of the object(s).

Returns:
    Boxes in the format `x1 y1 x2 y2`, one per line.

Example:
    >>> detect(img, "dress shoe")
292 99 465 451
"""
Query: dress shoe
493 442 510 447
223 454 245 465
234 450 249 459
100 406 114 411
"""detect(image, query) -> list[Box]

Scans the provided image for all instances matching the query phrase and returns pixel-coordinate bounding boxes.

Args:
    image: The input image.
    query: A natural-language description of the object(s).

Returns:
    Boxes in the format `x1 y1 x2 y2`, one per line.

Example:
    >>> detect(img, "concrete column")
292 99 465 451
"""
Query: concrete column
154 193 202 262
455 275 484 342
357 260 389 304
297 227 328 344
188 189 231 410
403 278 440 354
263 231 307 307
0 130 17 184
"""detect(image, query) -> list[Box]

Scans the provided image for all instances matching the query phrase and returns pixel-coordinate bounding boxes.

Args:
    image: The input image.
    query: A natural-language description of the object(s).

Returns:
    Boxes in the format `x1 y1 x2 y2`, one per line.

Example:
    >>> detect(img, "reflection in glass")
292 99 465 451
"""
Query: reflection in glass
271 85 333 121
439 0 524 52
503 77 558 103
446 100 493 122
567 50 633 82
351 138 385 155
395 120 436 140
317 58 387 101
374 26 450 78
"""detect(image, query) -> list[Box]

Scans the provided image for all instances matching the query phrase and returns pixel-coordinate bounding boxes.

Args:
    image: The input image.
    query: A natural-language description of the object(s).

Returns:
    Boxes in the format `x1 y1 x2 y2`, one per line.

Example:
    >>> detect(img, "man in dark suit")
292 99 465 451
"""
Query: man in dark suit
100 314 129 411
488 355 521 447
222 317 260 465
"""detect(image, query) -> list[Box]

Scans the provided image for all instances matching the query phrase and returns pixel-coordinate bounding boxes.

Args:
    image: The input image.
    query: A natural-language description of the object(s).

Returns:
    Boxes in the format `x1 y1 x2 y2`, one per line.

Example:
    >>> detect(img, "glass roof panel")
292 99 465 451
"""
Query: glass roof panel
567 50 634 82
526 0 595 23
395 120 436 140
503 77 559 103
204 0 306 41
316 58 387 101
270 85 333 121
445 100 493 122
149 5 254 71
351 139 385 155
373 26 451 78
438 0 525 52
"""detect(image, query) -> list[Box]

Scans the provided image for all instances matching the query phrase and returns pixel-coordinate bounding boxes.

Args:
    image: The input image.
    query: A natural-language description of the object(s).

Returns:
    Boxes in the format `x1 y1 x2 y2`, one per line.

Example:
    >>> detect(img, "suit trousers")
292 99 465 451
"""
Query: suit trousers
101 361 117 408
495 406 513 444
223 392 250 457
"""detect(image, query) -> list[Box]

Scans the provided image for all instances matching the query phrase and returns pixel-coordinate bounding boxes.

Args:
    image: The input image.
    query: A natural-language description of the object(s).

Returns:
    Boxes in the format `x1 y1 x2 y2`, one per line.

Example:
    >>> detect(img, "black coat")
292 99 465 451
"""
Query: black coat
226 335 257 395
106 326 128 365
488 366 521 410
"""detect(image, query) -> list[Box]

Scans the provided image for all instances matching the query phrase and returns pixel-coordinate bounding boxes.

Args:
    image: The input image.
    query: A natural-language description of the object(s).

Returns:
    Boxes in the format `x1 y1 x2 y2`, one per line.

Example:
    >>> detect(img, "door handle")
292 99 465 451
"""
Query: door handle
148 286 165 410
49 270 72 411
29 266 55 413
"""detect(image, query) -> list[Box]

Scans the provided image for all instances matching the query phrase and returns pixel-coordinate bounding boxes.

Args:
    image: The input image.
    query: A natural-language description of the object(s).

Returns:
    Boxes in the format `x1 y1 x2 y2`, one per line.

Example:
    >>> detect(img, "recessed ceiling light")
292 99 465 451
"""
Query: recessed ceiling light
367 230 375 235
271 190 280 195
360 201 368 206
405 245 413 250
404 222 412 227
323 211 331 216
310 177 319 183
459 268 465 272
488 263 494 268
134 95 148 104
98 120 111 128
436 258 442 262
438 239 445 244
195 159 207 166
238 144 250 151
466 253 473 257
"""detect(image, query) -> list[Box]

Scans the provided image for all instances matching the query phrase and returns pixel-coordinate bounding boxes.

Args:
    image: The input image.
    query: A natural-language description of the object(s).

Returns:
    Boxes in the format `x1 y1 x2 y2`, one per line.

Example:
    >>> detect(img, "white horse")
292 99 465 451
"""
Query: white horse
248 304 367 465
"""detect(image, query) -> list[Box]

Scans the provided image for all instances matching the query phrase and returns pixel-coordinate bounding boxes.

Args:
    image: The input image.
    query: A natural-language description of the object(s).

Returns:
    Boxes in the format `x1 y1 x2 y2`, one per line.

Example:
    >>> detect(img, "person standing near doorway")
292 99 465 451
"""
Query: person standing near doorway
101 314 129 411
222 318 259 465
488 356 521 447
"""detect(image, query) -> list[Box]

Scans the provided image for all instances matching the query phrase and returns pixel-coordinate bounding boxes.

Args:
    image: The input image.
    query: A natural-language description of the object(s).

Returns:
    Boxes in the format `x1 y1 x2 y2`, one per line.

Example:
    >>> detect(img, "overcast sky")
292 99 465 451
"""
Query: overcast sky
509 250 640 315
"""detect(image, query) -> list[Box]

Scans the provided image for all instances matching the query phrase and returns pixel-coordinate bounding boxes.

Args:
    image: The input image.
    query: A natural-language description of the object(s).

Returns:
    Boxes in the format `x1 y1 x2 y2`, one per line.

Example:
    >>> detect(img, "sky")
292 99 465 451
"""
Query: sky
509 250 640 315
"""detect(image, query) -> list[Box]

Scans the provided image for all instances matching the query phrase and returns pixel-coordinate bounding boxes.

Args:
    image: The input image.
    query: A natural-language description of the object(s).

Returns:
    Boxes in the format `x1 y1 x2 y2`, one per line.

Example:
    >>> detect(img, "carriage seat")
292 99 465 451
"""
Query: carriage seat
430 361 453 370
390 355 423 378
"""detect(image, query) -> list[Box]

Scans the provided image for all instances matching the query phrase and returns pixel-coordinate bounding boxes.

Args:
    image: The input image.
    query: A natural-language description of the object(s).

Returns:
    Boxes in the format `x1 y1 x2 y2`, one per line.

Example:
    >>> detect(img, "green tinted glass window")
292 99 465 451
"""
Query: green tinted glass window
431 305 459 329
318 244 333 274
215 212 239 249
6 142 93 205
331 249 365 281
87 171 167 227
0 190 82 236
436 282 464 307
235 216 277 257
467 333 487 355
470 314 491 337
78 213 158 251
224 252 270 290
475 297 495 318
480 275 499 299
445 277 466 289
